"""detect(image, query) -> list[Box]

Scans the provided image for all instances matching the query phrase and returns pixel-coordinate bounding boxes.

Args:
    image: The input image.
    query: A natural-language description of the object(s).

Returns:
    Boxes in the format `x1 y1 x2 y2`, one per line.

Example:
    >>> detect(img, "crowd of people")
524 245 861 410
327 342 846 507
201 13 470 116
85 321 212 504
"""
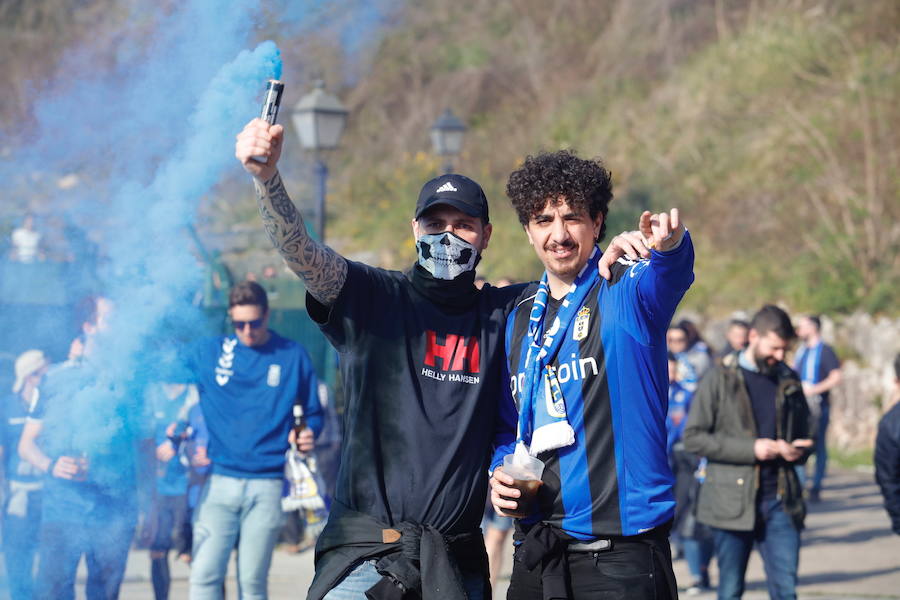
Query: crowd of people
1 284 340 600
0 111 896 600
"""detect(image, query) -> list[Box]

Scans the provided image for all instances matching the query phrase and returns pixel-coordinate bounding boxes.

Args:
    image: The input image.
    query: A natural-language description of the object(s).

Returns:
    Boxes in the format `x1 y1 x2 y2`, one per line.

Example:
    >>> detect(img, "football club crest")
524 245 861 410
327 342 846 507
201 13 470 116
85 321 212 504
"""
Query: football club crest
543 367 567 418
267 364 281 387
573 306 590 341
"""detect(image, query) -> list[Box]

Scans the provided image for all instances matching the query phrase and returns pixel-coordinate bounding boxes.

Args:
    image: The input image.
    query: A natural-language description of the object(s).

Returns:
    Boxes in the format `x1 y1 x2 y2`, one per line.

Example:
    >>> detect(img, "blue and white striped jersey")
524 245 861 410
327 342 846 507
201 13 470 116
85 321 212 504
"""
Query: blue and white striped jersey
500 232 694 538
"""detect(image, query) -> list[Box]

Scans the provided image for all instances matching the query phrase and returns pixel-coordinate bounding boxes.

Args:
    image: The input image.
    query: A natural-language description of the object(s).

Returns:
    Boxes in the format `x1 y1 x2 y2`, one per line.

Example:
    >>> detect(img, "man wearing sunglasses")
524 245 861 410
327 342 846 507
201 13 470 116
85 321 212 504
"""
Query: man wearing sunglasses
189 281 323 600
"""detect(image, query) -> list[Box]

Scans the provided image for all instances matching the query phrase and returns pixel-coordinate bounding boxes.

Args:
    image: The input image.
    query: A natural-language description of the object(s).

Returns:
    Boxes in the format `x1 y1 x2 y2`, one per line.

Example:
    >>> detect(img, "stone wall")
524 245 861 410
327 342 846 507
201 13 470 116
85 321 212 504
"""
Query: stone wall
826 313 900 451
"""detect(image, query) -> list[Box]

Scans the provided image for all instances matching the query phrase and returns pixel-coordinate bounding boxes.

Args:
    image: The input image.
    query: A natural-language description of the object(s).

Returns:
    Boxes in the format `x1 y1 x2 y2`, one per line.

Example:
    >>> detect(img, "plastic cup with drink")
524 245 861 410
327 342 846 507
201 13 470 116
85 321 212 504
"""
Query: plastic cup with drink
499 443 545 518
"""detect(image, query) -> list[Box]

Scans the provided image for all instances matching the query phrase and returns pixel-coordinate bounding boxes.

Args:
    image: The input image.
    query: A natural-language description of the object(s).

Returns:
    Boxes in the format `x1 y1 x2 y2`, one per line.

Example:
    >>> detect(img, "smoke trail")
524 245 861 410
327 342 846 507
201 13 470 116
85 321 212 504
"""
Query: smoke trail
24 1 272 179
84 37 283 452
2 0 286 590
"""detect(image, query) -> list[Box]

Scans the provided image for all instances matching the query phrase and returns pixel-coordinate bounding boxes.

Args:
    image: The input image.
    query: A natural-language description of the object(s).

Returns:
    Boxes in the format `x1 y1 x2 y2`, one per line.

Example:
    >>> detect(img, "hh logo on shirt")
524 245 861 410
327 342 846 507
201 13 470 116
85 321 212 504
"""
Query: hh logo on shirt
421 330 481 385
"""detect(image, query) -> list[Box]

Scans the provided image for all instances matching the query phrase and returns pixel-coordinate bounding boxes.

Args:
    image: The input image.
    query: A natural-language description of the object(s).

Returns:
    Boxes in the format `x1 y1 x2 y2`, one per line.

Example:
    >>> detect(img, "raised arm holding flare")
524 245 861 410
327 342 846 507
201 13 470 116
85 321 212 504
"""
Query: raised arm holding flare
235 118 347 306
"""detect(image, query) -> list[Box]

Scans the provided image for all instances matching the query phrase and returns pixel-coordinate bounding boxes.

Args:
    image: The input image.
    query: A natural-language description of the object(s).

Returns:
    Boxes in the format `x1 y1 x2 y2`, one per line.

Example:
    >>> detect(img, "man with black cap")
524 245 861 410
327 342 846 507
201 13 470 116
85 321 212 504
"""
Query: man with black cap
235 118 635 599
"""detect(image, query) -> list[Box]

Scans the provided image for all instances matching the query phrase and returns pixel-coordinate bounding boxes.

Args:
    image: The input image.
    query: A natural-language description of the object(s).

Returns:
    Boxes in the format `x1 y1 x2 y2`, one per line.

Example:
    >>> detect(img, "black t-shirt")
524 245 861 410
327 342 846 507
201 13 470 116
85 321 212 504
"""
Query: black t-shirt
742 367 779 501
307 262 523 534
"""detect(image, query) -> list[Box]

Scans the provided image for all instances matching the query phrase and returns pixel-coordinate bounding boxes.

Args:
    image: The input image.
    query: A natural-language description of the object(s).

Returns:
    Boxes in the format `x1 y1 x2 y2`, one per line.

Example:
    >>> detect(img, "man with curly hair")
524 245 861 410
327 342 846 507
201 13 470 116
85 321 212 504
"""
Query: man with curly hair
490 150 694 599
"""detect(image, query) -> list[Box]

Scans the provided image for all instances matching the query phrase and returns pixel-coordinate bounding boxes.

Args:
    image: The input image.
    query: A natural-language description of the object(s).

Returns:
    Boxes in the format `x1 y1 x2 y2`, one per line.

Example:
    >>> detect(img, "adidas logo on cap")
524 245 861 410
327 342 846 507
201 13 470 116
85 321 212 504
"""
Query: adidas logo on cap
415 173 489 221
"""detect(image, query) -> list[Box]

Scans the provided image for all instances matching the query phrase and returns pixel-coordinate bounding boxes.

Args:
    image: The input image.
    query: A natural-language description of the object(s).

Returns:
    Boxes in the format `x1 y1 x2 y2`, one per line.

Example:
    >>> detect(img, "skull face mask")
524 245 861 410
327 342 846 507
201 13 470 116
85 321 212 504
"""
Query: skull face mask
416 232 479 280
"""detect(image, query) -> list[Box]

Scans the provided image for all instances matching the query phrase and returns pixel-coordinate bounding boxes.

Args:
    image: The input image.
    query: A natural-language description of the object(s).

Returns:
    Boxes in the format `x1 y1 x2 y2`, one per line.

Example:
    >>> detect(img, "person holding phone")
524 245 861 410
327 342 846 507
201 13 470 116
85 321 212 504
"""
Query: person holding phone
683 305 814 600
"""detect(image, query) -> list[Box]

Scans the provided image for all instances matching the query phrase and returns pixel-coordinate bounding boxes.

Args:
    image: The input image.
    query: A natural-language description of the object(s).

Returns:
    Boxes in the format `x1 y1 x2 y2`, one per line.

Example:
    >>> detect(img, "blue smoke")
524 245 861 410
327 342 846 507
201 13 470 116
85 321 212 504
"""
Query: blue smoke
2 0 284 587
61 34 283 503
26 1 277 179
19 2 283 372
102 36 283 384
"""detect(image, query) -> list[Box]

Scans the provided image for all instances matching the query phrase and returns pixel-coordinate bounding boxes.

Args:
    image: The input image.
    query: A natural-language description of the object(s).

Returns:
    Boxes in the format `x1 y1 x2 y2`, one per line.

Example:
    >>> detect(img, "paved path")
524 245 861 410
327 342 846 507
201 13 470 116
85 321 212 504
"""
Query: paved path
31 467 898 598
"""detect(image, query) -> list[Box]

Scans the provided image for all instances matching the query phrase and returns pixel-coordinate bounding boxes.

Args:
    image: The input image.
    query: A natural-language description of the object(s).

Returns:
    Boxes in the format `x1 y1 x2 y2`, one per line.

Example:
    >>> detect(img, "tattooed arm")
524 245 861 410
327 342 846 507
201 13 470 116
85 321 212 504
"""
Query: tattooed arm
236 118 347 306
254 172 347 305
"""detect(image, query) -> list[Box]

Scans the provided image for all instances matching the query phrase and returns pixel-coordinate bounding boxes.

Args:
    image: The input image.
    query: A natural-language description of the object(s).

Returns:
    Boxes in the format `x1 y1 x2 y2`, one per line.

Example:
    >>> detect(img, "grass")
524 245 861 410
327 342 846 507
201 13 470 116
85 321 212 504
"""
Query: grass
828 447 874 471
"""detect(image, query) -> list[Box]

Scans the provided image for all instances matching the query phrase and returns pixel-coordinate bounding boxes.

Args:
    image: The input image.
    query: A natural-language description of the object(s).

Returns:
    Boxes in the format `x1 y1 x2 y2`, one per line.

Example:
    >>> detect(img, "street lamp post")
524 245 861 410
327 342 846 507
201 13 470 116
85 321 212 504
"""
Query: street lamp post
291 80 349 243
430 108 467 174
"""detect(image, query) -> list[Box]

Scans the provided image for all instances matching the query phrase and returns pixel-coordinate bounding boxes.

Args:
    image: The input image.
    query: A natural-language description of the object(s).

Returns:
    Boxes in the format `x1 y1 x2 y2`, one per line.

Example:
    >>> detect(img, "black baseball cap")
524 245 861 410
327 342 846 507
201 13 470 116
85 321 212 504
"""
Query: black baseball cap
415 174 489 223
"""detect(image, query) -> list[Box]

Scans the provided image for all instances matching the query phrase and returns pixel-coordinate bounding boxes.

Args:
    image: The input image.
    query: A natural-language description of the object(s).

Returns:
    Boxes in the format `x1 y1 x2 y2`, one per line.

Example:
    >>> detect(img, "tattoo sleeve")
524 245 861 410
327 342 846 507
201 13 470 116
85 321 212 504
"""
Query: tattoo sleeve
254 171 347 306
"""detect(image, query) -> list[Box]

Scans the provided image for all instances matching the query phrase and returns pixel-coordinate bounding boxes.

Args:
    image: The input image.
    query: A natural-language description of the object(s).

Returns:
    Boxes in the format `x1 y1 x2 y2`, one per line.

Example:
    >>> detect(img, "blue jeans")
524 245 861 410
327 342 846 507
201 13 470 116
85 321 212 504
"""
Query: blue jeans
34 510 136 600
683 536 713 586
323 559 486 600
2 486 42 600
712 498 800 600
796 403 829 492
189 474 285 600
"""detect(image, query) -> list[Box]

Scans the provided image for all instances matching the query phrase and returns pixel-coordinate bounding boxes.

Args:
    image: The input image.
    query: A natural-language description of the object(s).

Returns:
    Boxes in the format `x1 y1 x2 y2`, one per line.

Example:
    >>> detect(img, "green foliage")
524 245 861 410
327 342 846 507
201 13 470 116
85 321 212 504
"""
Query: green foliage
780 251 864 316
331 151 440 268
440 42 490 71
226 0 900 312
829 448 874 470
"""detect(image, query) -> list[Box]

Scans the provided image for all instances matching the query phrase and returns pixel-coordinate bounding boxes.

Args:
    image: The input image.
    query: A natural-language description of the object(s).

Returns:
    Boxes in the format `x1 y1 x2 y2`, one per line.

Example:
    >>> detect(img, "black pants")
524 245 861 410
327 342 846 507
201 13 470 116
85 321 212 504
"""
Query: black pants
280 509 306 544
507 535 677 600
3 488 42 600
149 494 190 554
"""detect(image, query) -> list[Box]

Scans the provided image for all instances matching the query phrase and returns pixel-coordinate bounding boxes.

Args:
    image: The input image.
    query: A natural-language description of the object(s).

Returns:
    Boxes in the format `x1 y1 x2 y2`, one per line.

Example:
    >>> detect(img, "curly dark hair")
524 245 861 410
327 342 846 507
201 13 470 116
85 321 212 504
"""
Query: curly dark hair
505 149 613 242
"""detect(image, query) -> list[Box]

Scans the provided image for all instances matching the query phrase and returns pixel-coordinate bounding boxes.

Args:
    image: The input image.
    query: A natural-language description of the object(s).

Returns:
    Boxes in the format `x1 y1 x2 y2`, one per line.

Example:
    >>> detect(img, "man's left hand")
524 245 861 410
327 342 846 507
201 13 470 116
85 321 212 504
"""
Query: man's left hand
640 208 685 253
288 427 315 453
192 446 211 467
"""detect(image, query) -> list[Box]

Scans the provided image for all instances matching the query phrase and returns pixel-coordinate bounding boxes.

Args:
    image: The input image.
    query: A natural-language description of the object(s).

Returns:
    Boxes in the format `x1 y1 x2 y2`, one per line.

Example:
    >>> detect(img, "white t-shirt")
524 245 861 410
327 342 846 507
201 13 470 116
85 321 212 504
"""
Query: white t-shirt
11 228 40 262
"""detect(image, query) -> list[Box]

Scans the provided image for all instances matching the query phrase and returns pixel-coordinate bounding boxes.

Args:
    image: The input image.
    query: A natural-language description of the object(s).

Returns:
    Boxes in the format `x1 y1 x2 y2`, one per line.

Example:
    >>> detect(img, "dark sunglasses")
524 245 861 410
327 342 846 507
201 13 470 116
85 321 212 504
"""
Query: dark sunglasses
232 317 265 330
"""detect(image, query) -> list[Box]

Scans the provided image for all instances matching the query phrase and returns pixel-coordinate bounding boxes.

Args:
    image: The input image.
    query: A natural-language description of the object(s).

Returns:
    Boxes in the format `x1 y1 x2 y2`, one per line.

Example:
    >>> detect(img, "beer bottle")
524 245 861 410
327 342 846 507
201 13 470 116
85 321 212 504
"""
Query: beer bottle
292 404 305 452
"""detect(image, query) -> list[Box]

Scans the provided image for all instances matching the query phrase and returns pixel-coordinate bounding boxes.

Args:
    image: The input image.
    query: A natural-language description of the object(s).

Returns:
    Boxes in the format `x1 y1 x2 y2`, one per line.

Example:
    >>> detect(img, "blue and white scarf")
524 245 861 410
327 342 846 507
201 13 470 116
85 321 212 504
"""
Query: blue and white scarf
518 247 601 456
795 341 824 416
796 342 822 385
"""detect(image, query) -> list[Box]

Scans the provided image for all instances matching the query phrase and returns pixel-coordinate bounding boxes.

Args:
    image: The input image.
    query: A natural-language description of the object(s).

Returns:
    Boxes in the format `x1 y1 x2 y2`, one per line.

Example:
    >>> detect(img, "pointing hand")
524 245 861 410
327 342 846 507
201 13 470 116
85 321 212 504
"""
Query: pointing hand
639 208 685 253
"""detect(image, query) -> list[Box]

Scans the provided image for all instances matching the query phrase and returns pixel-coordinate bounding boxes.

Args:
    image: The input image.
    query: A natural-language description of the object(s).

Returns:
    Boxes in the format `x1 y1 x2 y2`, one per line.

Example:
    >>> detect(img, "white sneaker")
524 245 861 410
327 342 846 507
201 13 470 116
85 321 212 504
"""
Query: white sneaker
686 580 708 596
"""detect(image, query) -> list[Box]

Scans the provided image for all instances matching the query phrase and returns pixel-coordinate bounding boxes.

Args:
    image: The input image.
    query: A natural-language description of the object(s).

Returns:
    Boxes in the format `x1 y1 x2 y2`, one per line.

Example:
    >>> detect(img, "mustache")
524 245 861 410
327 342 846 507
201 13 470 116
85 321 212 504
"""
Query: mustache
546 241 576 251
